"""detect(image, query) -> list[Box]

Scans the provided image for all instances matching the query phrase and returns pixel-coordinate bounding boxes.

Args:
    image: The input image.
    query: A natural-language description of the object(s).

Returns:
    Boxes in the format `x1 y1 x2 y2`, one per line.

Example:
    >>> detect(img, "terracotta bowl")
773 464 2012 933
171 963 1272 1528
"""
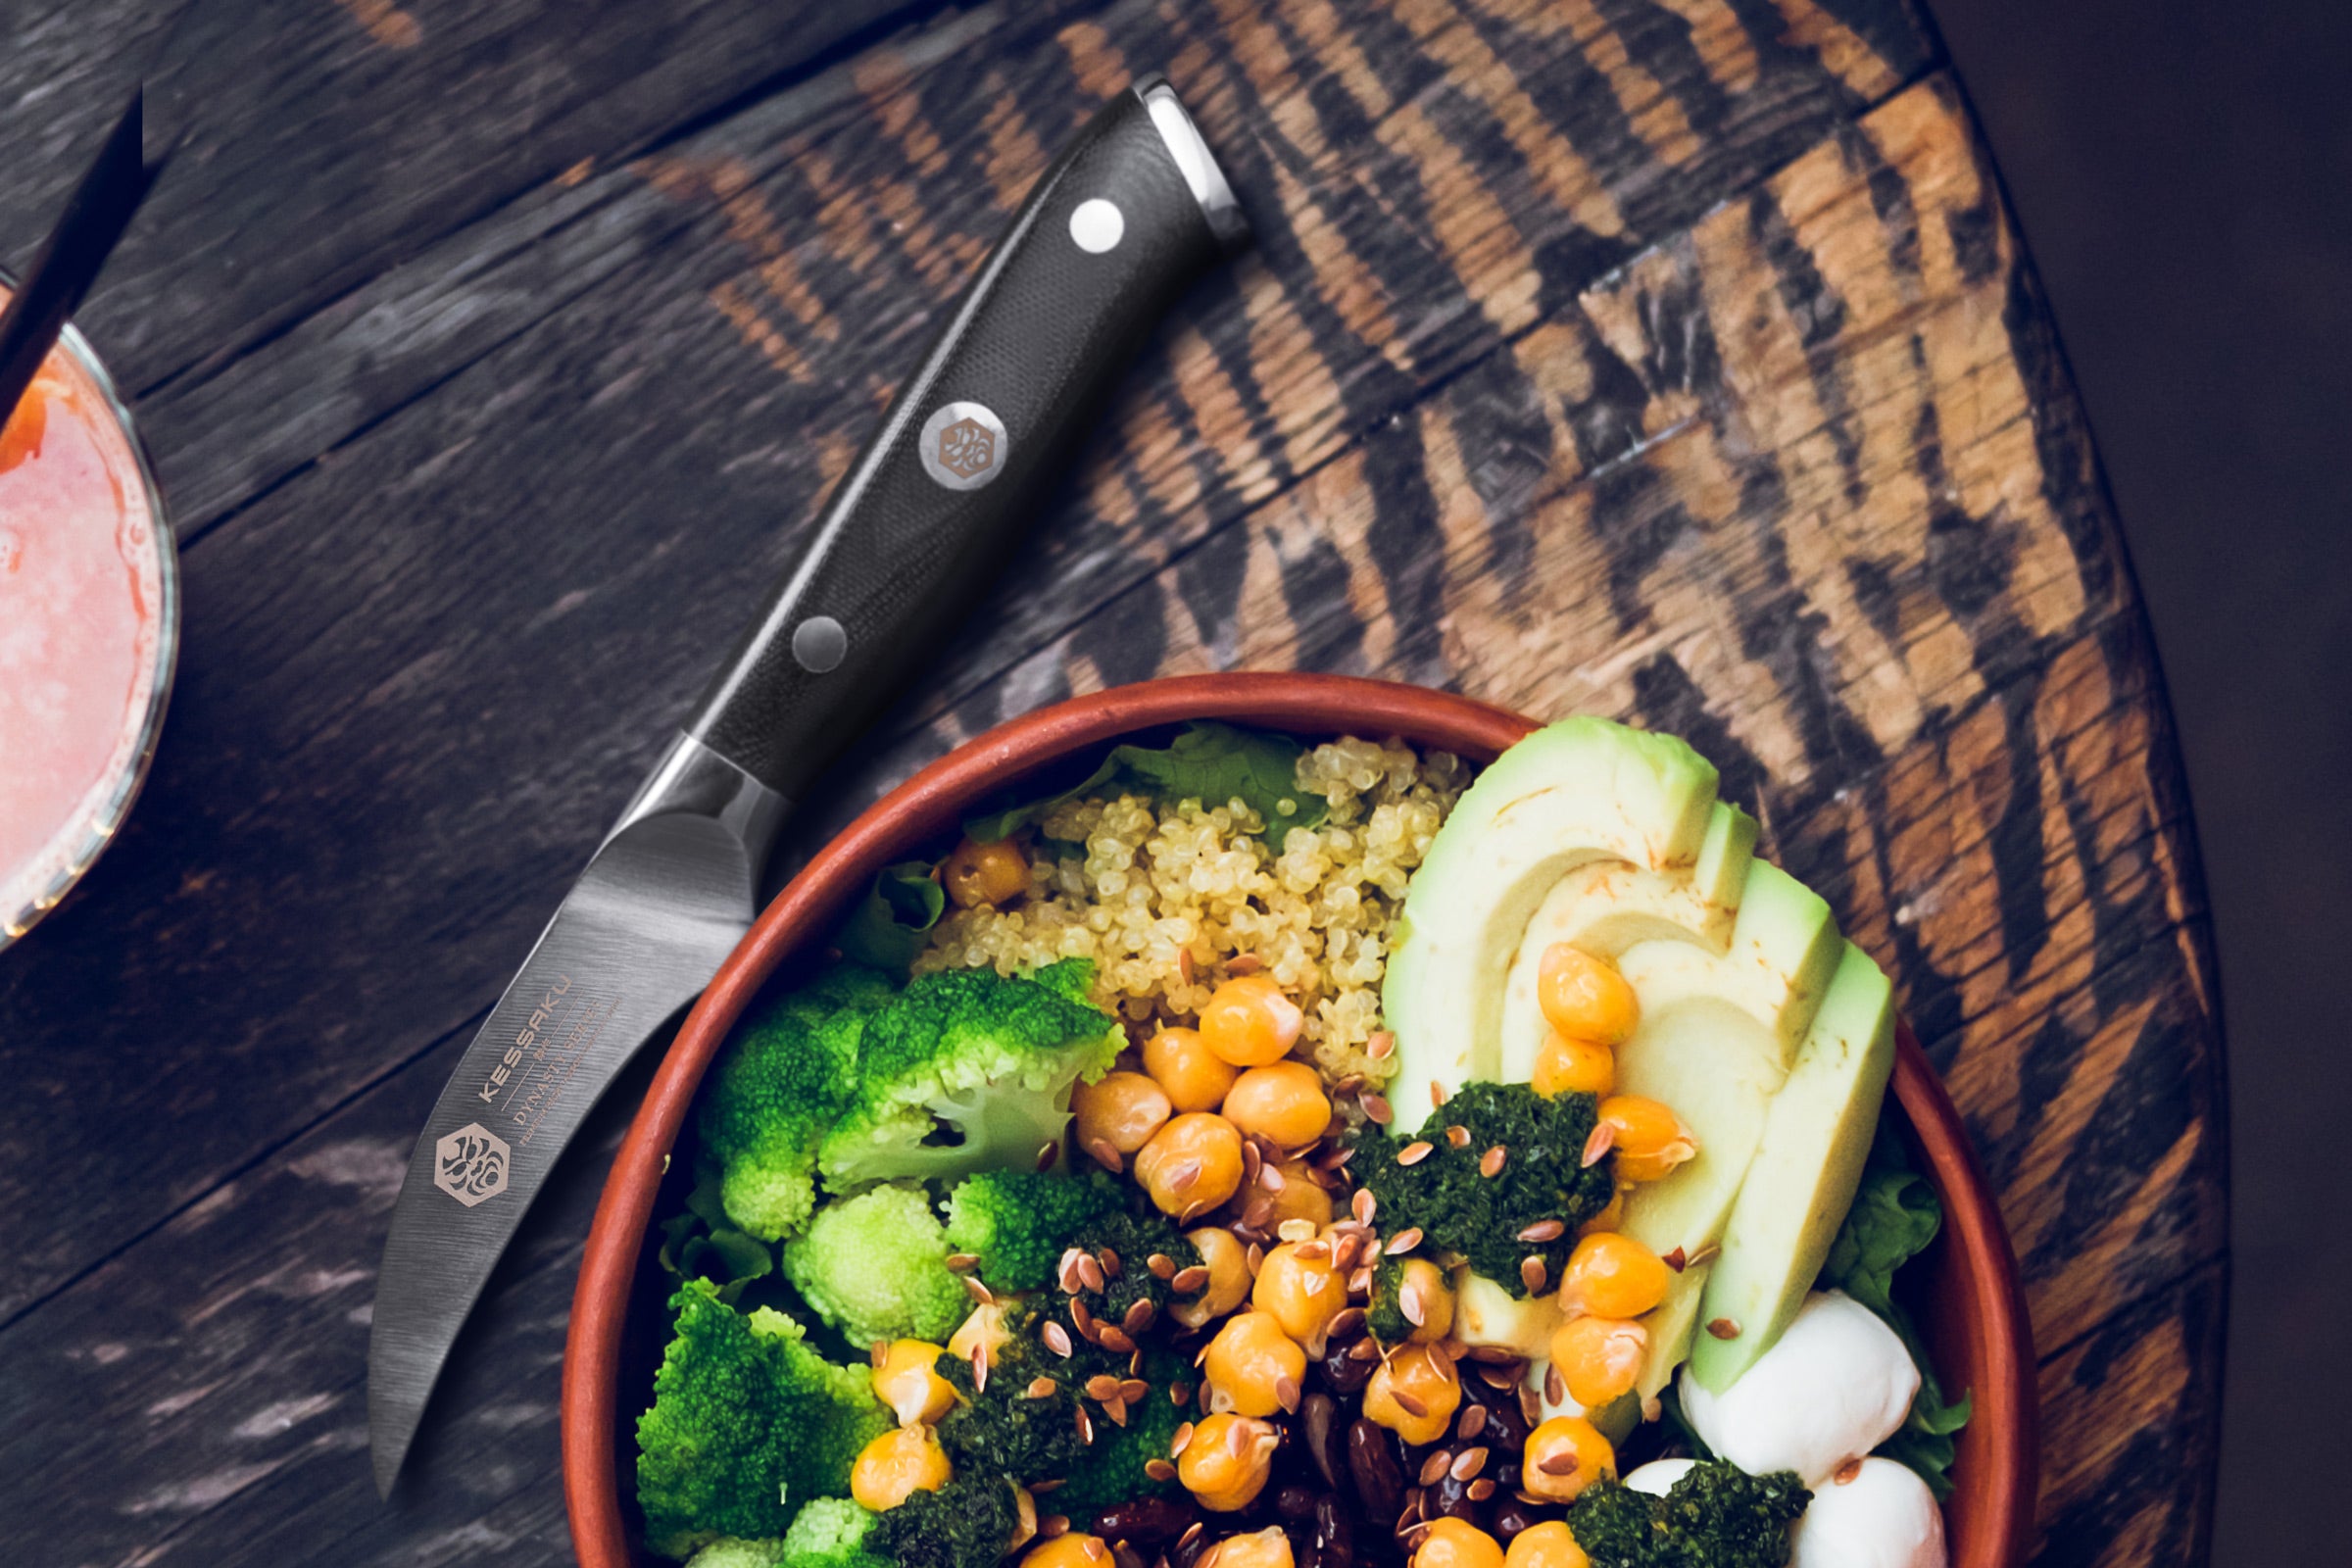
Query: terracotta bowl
564 673 2037 1568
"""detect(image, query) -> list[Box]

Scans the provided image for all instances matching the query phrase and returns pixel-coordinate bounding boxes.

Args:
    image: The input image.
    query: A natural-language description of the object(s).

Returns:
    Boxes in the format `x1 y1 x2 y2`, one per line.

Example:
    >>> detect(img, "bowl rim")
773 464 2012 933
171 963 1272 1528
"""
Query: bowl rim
563 672 2037 1567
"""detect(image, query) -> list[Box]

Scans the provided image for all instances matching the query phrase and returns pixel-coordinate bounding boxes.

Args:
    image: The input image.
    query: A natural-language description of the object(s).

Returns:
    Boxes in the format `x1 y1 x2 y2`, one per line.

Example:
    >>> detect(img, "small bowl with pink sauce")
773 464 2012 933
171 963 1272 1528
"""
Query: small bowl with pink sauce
0 279 175 949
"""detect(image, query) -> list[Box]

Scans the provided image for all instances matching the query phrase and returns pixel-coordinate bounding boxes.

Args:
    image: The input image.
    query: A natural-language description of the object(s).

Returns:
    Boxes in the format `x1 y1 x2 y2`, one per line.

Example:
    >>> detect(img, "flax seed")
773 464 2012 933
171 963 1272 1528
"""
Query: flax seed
1145 1458 1178 1483
1707 1317 1741 1340
1171 1265 1210 1294
1148 1252 1176 1280
1088 1136 1126 1173
1385 1228 1424 1255
1445 1126 1470 1150
1521 1256 1547 1293
1480 1146 1507 1178
1516 1220 1564 1244
946 1252 980 1273
1362 1094 1394 1127
1581 1124 1615 1168
1044 1321 1075 1357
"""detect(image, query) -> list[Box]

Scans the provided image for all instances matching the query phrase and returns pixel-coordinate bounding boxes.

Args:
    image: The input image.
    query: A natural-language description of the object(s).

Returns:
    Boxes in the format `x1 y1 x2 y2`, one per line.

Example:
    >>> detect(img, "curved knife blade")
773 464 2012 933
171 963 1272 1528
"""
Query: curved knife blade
368 739 782 1495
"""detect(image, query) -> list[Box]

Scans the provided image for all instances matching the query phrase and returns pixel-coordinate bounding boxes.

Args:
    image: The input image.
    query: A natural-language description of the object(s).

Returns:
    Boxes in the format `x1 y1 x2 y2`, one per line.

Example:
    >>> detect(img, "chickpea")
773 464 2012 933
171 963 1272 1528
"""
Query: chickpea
1200 976 1303 1066
1260 1157 1336 1231
1177 1412 1280 1511
1362 1343 1461 1446
1220 1061 1333 1148
1415 1518 1505 1568
1561 1234 1673 1320
1172 1226 1252 1328
943 837 1030 908
1390 1256 1455 1345
1202 1310 1307 1417
1536 944 1638 1046
1597 1096 1696 1184
1549 1316 1648 1408
948 1300 1011 1361
1145 1025 1242 1113
1200 1527 1295 1568
1021 1535 1110 1568
1578 1188 1625 1238
1072 1070 1173 1156
1134 1113 1246 1217
872 1340 958 1426
1532 1033 1615 1099
1502 1522 1589 1568
1252 1240 1347 1345
1522 1416 1615 1502
851 1424 953 1509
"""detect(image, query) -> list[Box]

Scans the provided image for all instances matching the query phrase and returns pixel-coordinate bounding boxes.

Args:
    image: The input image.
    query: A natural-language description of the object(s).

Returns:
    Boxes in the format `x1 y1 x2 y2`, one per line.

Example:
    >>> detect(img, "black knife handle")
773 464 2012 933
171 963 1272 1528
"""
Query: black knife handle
682 78 1247 797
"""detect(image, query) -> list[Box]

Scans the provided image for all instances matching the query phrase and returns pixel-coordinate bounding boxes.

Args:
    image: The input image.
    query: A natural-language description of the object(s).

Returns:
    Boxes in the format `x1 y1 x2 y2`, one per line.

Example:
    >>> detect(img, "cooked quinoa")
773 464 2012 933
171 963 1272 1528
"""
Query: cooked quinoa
913 735 1469 1085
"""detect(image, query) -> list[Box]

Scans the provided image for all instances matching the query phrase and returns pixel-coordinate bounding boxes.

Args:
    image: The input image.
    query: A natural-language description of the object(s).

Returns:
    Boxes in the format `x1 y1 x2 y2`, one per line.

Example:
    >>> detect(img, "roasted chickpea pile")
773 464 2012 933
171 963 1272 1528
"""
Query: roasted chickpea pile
843 944 1695 1568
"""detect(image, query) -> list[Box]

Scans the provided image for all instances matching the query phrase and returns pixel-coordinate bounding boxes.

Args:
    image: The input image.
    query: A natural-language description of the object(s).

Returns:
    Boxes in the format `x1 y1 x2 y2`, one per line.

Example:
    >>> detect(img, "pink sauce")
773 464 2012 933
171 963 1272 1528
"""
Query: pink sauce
0 340 165 929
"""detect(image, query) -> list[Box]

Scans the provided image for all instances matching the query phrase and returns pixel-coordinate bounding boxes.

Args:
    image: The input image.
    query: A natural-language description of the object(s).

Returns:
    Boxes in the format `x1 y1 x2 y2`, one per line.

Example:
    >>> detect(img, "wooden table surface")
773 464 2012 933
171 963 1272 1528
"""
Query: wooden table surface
0 2 2224 1564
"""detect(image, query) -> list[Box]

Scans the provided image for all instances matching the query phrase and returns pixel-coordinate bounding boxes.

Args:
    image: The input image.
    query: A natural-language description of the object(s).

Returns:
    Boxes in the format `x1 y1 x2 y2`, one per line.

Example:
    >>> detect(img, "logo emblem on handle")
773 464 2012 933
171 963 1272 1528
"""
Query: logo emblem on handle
919 401 1007 491
433 1124 512 1206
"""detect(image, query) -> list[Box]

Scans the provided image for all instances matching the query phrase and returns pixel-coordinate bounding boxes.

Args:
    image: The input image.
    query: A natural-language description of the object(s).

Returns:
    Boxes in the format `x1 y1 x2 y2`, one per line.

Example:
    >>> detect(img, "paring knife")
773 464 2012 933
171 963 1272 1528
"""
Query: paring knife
368 77 1247 1495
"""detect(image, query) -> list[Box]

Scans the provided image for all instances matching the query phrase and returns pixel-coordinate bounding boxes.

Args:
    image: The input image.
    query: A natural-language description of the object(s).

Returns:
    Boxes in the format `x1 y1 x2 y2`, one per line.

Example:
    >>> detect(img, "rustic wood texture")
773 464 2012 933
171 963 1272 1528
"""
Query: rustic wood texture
0 1 2220 1564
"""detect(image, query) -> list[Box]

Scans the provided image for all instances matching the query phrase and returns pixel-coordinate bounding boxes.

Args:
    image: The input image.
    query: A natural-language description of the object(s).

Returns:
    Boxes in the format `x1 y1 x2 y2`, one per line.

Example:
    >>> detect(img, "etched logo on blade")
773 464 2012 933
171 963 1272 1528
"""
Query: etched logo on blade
936 416 996 479
434 1124 511 1206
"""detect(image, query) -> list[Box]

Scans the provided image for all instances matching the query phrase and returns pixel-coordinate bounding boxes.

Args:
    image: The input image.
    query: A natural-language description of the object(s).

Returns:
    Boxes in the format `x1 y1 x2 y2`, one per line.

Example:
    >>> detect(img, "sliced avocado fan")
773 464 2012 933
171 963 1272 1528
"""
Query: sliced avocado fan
1381 716 1894 1398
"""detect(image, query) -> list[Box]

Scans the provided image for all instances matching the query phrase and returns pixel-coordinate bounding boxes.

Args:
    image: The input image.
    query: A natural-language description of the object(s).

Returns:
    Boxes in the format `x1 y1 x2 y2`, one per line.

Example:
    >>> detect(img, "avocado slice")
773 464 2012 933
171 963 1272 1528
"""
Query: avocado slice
1382 717 1722 1119
1382 716 1894 1397
1688 941 1895 1392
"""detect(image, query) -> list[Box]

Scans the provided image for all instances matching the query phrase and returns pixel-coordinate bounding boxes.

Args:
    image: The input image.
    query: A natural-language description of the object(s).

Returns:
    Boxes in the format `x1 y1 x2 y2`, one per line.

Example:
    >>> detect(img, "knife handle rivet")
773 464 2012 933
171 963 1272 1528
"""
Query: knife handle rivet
1069 198 1124 254
792 615 848 673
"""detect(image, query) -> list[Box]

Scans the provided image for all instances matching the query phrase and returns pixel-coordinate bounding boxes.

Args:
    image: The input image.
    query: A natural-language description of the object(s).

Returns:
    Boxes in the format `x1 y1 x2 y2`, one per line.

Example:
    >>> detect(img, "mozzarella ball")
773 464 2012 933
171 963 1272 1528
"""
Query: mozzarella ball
1790 1457 1946 1568
1623 1458 1697 1497
1679 1292 1919 1487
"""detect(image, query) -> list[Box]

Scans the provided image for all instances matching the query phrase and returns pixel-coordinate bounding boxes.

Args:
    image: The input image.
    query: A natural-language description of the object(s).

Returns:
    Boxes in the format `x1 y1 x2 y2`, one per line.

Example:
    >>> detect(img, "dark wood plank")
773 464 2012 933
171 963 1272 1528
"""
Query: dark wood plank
3 0 959 400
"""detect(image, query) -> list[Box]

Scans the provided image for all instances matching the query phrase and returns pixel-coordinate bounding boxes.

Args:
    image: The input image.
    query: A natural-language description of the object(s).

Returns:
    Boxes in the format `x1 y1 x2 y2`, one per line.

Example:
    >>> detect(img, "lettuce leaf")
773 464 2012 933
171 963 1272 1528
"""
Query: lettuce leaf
1820 1125 1972 1498
963 722 1330 844
837 860 946 969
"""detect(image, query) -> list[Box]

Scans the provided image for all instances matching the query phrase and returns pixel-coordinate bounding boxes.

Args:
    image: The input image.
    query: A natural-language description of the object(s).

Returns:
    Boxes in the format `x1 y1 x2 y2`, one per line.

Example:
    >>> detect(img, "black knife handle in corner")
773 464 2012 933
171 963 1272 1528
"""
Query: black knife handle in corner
682 78 1248 798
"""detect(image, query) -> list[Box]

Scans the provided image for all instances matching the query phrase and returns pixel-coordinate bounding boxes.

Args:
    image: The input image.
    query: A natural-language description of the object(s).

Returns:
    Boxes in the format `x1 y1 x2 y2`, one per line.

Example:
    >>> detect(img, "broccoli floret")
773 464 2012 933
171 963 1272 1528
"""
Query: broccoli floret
636 1280 894 1558
1564 1481 1661 1568
819 960 1124 1188
1357 1081 1614 1296
782 1183 971 1347
935 1306 1092 1482
702 966 899 1240
944 1169 1128 1292
1058 1208 1200 1331
1053 1345 1193 1520
866 1474 1021 1568
686 1542 785 1568
1566 1462 1809 1568
1655 1462 1809 1568
780 1497 893 1568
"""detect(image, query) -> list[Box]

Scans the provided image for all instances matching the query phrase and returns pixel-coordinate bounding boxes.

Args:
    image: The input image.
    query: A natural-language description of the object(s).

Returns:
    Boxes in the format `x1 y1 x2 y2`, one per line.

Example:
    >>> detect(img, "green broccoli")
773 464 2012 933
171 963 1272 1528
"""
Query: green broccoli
866 1474 1021 1568
636 1279 893 1558
1053 1345 1193 1520
685 1542 785 1568
1566 1461 1809 1568
1356 1080 1614 1296
819 960 1124 1188
1059 1207 1200 1331
702 965 898 1240
781 1183 971 1347
943 1168 1127 1292
934 1306 1092 1482
780 1497 893 1568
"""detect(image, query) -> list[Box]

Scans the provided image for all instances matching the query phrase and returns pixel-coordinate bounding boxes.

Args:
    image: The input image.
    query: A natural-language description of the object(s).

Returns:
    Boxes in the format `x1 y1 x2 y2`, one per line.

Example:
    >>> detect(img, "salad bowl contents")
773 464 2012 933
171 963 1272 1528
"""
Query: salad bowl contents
565 676 2033 1568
